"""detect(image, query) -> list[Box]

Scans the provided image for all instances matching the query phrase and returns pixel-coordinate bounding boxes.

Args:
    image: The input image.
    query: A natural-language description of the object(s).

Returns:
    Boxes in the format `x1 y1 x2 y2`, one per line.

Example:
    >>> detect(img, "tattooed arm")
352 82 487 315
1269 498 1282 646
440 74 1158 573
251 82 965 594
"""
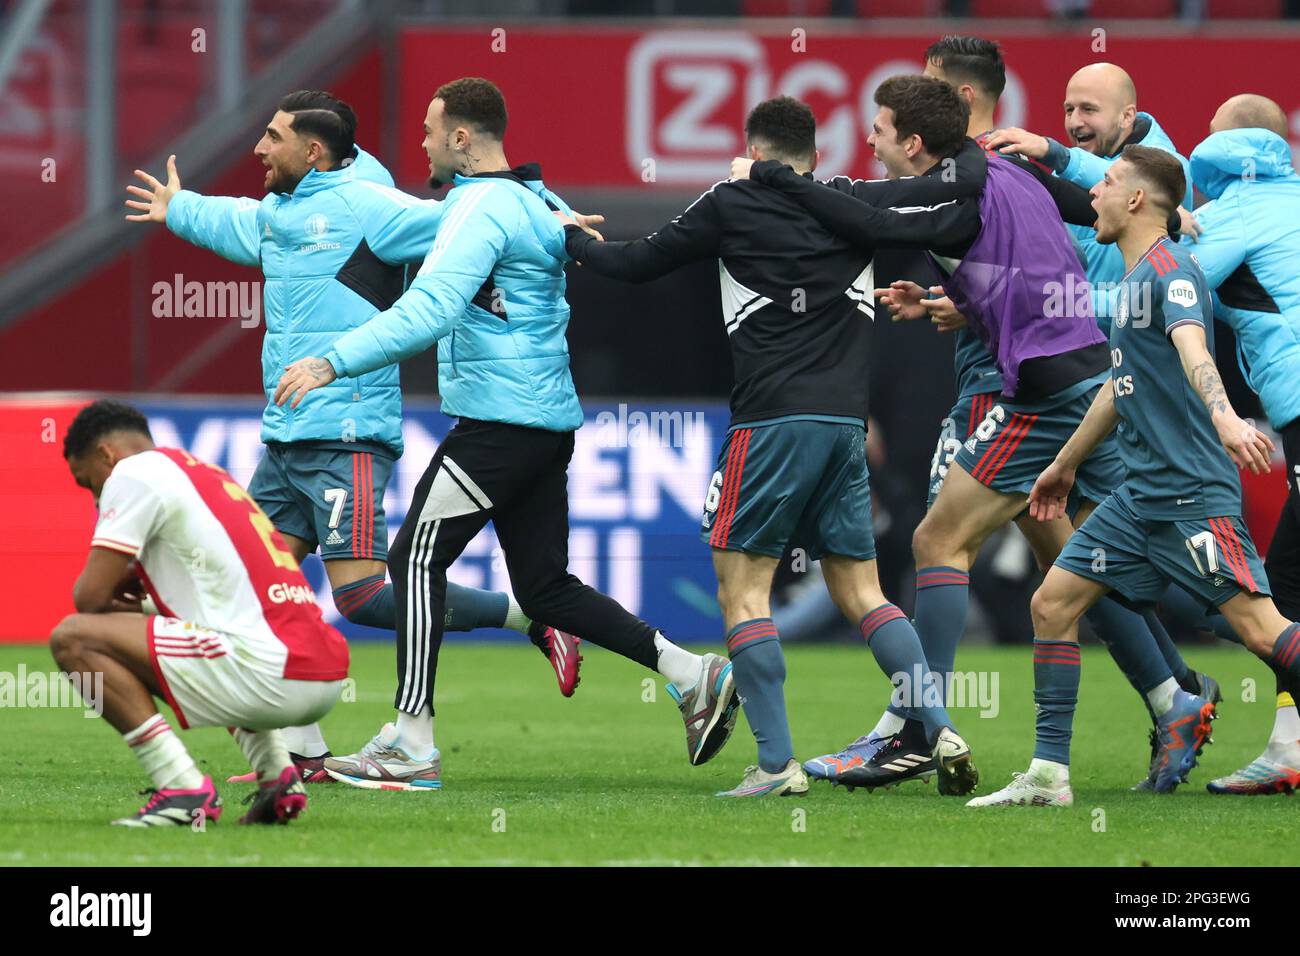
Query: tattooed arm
1170 324 1274 474
274 356 338 409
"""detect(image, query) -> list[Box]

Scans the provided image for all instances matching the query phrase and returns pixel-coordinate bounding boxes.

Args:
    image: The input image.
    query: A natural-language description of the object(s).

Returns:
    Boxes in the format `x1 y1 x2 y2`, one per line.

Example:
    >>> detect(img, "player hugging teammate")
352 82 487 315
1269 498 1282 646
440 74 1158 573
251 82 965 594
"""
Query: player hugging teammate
57 50 1300 825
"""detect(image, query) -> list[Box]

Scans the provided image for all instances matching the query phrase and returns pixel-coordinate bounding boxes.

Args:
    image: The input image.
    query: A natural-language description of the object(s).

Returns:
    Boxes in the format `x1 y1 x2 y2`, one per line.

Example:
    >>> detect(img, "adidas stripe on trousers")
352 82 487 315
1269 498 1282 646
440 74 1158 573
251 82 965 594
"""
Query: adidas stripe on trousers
389 417 660 715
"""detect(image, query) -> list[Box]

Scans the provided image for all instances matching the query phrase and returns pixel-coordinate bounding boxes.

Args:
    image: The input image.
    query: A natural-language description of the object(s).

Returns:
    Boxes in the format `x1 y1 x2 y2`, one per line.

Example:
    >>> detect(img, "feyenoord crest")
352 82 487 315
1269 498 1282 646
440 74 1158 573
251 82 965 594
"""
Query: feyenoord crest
304 214 329 240
1114 291 1129 329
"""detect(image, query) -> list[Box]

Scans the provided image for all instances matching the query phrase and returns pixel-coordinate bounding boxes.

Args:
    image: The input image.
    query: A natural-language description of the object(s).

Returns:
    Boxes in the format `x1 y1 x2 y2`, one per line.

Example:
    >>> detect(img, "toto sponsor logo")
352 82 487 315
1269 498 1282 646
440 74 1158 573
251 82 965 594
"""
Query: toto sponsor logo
625 31 1026 182
267 582 316 604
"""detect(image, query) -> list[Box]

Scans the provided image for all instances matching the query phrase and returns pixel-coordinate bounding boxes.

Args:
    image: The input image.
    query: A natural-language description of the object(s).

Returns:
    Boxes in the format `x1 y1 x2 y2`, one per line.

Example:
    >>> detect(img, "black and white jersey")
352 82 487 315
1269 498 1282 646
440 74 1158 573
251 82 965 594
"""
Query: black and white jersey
563 152 985 426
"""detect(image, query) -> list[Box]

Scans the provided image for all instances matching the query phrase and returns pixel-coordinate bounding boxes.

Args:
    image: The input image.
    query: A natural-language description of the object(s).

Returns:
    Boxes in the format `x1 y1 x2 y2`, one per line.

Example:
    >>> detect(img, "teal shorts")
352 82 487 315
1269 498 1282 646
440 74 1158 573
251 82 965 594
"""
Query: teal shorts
928 391 998 509
1056 489 1271 611
952 385 1125 505
699 419 875 561
247 442 393 561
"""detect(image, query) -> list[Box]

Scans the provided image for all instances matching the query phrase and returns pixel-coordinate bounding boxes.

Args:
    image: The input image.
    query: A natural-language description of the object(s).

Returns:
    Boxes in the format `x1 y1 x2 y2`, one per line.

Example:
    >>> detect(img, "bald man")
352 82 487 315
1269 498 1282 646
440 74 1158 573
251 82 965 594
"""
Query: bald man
1185 94 1300 795
984 63 1193 329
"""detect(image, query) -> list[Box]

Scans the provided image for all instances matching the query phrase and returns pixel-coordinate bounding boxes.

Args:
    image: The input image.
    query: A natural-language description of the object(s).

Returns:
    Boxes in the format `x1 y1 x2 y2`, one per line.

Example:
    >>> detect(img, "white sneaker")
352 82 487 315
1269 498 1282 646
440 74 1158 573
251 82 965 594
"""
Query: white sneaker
323 723 442 791
966 764 1073 808
716 759 810 798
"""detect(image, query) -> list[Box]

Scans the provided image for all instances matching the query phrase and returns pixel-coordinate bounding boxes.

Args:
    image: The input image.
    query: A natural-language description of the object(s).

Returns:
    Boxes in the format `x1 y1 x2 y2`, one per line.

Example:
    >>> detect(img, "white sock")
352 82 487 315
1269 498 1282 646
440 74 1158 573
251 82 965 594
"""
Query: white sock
504 595 531 633
1028 757 1069 785
280 722 329 758
1267 696 1300 752
871 711 907 738
125 714 204 791
1145 677 1179 717
654 632 704 687
394 706 435 759
231 727 293 785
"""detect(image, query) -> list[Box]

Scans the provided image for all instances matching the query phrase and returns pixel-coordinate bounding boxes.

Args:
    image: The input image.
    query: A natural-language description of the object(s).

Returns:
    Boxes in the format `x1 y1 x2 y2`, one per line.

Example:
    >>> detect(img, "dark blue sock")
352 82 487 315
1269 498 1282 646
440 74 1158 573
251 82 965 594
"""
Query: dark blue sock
726 619 793 774
889 566 968 722
1268 623 1300 681
1032 639 1081 765
336 578 512 633
1085 596 1173 698
443 582 509 632
333 574 396 629
863 604 951 742
1144 608 1191 684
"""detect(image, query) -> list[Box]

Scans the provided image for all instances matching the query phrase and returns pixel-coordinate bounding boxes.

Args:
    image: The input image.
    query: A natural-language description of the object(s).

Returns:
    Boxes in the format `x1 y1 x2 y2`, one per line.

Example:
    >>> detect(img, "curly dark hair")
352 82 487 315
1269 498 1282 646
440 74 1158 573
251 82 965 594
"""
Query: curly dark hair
435 77 508 140
277 90 357 165
924 36 1006 100
874 75 969 160
63 400 152 460
745 96 816 164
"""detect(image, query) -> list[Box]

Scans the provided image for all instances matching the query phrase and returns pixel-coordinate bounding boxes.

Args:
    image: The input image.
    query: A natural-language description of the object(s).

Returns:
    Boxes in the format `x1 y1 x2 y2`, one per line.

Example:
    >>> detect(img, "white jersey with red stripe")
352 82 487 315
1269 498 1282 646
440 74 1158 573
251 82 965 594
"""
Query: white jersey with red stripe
92 448 349 681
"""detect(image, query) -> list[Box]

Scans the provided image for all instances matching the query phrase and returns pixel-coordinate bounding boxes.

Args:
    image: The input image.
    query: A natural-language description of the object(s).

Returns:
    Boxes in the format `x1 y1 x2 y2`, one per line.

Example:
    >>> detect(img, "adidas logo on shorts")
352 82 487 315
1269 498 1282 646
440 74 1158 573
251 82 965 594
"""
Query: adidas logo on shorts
325 530 345 546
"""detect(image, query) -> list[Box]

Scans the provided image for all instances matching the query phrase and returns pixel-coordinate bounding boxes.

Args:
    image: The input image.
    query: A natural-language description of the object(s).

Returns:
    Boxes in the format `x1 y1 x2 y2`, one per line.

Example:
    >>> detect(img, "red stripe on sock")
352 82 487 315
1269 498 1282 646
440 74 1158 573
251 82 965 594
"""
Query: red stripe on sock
1276 625 1300 668
1034 643 1081 664
727 621 778 652
129 719 171 747
917 571 969 589
336 579 384 613
861 604 906 640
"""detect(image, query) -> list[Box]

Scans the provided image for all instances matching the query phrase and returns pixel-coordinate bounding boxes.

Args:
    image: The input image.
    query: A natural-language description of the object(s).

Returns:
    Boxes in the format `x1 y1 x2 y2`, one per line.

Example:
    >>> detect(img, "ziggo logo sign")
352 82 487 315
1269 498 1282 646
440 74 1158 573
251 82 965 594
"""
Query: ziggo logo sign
625 32 1027 183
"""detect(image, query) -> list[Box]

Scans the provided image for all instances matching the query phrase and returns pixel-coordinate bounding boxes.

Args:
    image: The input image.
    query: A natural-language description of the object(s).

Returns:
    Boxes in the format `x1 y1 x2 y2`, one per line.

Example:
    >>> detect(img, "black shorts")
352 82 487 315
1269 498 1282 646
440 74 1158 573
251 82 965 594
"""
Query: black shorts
1266 419 1300 619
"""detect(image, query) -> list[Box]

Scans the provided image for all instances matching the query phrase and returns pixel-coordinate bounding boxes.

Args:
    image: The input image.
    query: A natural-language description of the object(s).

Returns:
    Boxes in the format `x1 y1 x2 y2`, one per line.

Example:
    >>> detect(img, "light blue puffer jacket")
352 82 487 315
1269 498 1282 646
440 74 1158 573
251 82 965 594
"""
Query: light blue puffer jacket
324 165 584 433
1188 127 1300 430
166 147 442 455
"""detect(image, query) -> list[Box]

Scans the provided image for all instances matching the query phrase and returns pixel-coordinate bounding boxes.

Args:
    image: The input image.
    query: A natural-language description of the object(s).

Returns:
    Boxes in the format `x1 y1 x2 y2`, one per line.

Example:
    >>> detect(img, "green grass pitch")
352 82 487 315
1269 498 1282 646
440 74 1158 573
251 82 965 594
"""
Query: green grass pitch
0 640 1291 866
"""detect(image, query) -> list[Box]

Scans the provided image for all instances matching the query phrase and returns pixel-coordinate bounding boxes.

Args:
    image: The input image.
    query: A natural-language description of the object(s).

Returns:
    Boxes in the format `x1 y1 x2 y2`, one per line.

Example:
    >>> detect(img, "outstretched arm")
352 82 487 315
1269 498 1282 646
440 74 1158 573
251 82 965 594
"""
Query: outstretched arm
737 164 979 250
983 126 1112 190
128 155 262 267
561 188 723 282
734 138 987 207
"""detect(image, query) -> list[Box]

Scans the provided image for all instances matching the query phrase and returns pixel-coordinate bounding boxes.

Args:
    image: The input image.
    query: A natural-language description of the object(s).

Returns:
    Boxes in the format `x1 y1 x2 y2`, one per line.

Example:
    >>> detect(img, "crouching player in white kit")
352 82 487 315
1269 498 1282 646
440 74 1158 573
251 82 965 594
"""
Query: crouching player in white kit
50 400 349 827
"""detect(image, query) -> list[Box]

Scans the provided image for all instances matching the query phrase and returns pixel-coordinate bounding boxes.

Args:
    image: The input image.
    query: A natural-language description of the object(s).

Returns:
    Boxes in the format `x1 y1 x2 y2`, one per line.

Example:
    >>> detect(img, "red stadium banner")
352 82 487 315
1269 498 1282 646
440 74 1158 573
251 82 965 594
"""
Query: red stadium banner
0 398 96 642
397 26 1300 188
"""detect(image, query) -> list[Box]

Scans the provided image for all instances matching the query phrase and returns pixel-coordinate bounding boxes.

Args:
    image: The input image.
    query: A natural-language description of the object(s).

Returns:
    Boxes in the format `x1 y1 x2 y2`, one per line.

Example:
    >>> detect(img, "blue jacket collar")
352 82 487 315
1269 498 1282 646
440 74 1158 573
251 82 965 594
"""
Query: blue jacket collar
453 163 548 196
283 145 391 198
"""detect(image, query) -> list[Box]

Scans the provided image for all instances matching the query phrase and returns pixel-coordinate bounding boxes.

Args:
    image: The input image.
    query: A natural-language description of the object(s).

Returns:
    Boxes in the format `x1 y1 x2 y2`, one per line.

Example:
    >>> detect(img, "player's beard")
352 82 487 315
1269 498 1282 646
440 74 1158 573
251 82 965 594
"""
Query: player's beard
1098 128 1128 158
266 164 307 196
